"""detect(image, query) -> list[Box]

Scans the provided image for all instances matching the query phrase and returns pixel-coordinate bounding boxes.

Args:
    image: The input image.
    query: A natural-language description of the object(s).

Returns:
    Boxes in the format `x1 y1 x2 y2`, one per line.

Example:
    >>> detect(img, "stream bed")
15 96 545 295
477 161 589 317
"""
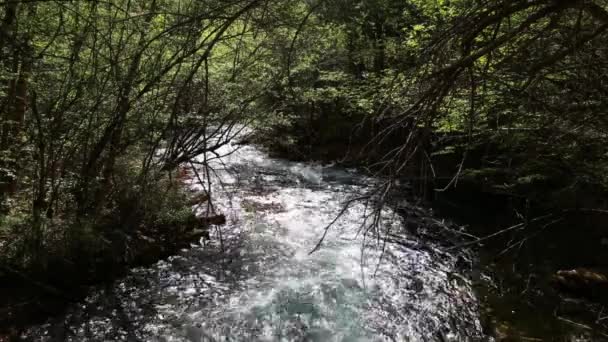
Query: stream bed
26 139 485 341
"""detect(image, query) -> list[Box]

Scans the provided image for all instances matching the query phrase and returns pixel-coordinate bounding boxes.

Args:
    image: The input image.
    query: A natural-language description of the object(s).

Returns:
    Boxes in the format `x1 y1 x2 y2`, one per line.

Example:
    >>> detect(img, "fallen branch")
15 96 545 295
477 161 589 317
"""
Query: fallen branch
446 213 554 251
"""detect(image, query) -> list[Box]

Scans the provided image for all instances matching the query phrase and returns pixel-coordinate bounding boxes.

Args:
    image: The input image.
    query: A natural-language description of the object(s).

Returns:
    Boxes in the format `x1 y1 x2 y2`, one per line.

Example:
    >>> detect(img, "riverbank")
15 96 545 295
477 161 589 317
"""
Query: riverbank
0 168 222 339
253 123 608 341
434 191 608 341
20 137 486 341
6 129 607 340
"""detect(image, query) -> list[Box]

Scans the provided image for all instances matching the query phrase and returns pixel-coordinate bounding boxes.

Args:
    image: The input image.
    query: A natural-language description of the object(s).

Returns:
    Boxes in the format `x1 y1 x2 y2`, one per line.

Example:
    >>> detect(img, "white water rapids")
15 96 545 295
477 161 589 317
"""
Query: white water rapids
28 138 484 341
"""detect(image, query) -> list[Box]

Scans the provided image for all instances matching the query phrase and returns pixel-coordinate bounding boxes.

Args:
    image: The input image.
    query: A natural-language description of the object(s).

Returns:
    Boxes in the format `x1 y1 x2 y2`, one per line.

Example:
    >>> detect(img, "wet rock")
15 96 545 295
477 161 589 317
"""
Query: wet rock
241 199 285 213
188 192 210 206
341 278 360 289
303 327 333 341
551 268 608 302
200 214 226 226
185 229 210 241
185 325 204 342
410 277 424 293
234 136 253 145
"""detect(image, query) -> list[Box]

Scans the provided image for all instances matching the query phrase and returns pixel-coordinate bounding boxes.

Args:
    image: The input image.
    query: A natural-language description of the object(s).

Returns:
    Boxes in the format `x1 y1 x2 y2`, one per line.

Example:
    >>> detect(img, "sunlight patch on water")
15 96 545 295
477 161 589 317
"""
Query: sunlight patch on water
26 136 484 341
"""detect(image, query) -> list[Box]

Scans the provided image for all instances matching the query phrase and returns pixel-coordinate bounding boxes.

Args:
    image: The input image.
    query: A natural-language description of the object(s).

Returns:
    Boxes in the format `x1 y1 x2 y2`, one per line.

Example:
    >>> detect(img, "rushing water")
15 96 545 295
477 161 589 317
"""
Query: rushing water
27 139 485 341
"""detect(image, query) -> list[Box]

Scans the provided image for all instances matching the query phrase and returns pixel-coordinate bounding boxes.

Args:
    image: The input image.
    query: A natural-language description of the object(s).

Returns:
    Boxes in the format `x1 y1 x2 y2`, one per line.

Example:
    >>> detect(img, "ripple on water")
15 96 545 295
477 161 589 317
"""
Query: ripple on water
26 138 484 341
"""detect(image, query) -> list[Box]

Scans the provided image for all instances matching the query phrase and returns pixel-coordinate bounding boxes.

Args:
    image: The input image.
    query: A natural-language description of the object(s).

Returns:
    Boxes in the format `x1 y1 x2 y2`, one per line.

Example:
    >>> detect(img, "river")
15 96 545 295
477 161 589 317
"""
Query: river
26 137 485 341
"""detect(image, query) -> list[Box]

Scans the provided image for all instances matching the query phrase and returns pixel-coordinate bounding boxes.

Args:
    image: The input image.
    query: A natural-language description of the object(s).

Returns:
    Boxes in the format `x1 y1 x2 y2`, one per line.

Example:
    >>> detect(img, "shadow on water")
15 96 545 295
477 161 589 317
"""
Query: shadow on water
434 186 608 341
23 141 486 341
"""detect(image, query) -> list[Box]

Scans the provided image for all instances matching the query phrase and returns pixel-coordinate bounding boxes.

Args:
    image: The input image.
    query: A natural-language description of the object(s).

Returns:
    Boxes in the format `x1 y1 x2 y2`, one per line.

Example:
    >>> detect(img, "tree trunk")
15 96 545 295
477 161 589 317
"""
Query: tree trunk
0 2 31 205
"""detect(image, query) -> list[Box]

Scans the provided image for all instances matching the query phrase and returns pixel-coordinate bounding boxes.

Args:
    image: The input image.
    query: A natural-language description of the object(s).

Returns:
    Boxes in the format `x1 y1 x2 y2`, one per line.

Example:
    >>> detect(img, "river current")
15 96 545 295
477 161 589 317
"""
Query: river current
28 138 485 341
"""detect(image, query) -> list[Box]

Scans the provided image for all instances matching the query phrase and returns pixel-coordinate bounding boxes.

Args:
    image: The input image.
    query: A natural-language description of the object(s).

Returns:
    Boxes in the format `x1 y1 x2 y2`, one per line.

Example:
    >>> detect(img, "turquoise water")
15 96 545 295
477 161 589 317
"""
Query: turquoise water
27 139 483 341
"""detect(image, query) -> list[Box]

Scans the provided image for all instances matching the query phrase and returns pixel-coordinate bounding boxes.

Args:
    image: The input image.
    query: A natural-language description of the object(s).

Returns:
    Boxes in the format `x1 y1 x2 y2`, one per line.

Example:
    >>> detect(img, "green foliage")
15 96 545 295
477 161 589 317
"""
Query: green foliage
1 0 607 306
255 0 608 215
0 0 283 279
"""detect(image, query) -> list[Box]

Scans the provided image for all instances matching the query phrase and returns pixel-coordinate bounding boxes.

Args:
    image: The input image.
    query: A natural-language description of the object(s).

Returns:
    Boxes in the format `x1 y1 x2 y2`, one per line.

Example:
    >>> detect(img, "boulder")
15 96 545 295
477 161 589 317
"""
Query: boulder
187 192 209 206
552 268 608 302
